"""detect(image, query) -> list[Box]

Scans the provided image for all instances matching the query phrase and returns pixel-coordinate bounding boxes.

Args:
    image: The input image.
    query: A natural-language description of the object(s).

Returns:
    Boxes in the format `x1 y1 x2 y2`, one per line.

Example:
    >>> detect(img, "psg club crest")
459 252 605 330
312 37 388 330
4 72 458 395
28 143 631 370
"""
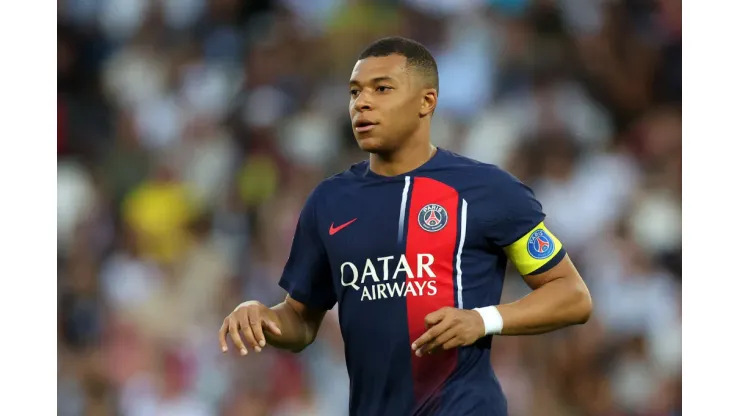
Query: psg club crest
418 204 448 233
527 229 555 259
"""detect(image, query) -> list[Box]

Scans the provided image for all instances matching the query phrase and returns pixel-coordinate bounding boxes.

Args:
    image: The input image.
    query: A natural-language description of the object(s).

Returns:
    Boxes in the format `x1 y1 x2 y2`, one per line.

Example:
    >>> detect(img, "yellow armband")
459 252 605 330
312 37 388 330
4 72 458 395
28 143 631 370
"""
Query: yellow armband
503 222 563 275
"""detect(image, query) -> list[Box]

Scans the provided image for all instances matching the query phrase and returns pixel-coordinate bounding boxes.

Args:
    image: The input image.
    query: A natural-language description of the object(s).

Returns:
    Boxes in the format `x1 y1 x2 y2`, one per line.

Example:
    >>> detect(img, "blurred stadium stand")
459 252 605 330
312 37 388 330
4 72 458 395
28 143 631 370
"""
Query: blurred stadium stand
57 0 681 415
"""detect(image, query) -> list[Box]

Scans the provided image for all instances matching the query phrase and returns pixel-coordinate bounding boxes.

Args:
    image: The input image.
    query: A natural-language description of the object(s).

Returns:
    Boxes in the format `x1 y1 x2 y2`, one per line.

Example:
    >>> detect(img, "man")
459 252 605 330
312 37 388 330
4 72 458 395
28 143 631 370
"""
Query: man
219 37 592 416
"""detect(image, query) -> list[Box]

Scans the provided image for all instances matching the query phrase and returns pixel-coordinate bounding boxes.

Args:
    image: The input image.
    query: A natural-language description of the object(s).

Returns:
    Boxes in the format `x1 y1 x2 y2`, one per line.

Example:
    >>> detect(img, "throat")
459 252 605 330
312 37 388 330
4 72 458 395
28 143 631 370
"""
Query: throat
369 144 437 177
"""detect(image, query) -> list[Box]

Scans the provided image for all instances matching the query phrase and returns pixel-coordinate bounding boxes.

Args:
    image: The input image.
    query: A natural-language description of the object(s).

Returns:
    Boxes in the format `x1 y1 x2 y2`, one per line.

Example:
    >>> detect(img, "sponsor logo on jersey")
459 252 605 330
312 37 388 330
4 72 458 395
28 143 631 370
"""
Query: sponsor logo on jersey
418 203 448 232
527 229 555 259
329 218 357 235
340 254 438 301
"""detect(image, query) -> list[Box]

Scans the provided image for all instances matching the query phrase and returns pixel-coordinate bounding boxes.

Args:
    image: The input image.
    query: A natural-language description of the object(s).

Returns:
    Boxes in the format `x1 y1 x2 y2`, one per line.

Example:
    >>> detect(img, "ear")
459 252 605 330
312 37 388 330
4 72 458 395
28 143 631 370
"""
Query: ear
419 89 437 117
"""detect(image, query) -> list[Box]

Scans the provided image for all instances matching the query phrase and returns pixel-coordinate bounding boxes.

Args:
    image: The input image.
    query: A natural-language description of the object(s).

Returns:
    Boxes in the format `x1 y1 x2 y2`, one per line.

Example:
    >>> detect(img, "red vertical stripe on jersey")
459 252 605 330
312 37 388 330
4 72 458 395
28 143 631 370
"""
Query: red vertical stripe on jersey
405 177 459 409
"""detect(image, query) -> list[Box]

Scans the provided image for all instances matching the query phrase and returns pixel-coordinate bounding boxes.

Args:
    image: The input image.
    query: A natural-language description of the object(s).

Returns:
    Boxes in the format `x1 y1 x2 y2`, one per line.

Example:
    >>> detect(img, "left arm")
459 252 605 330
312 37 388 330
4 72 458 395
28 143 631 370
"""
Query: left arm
496 254 591 335
411 248 592 355
411 173 592 355
411 231 592 355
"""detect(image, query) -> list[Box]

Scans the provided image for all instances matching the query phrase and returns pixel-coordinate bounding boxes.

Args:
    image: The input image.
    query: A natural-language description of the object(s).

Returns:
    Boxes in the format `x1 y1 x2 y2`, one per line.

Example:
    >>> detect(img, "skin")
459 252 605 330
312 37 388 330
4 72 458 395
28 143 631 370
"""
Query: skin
348 54 438 176
411 255 592 356
218 297 324 355
219 53 592 359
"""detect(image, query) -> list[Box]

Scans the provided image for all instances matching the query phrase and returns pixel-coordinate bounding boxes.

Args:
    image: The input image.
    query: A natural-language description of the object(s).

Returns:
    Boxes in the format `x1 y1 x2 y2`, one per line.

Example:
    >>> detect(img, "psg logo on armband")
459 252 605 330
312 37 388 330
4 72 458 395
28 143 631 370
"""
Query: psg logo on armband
418 204 448 232
527 229 555 259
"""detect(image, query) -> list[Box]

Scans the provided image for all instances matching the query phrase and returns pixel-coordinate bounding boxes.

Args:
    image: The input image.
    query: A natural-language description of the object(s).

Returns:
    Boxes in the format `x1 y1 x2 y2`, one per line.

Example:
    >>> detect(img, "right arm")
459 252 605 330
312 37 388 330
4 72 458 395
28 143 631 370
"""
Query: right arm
219 187 336 355
219 295 326 354
267 296 327 352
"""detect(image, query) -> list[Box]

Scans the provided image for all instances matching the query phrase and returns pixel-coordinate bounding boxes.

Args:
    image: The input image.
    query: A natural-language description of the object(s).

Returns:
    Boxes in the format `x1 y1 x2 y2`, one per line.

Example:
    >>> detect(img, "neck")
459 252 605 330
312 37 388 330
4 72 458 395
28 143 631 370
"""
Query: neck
369 139 436 177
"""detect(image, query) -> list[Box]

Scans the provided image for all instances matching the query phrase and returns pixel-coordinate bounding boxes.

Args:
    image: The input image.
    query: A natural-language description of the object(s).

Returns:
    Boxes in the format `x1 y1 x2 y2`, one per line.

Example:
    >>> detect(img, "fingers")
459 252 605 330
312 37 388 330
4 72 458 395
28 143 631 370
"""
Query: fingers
240 320 260 353
220 303 280 356
228 318 248 356
263 318 282 336
412 318 453 354
418 329 456 356
424 308 448 328
441 337 461 351
247 308 265 352
219 320 229 352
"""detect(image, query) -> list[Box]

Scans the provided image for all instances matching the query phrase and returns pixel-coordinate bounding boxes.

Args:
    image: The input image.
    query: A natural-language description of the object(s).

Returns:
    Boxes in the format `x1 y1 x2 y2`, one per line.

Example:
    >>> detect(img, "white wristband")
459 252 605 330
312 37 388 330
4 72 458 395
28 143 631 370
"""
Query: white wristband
474 306 504 335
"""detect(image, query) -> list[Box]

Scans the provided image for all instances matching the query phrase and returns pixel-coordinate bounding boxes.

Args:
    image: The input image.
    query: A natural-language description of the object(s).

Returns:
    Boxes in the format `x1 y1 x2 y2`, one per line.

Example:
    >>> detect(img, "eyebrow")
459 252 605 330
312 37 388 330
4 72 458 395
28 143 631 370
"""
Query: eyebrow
349 76 396 87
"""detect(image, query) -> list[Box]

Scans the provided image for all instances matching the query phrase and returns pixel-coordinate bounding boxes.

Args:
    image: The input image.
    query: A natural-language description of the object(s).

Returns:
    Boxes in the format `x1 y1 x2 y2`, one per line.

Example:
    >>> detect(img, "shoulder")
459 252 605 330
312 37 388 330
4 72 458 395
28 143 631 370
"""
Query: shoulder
438 151 541 226
438 149 527 193
304 161 369 207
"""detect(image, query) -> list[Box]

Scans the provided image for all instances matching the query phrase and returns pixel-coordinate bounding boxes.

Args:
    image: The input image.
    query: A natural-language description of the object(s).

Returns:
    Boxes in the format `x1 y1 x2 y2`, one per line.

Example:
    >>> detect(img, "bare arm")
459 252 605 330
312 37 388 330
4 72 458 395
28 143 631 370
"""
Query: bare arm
410 254 592 355
220 185 336 355
266 295 327 352
497 254 592 335
219 295 327 355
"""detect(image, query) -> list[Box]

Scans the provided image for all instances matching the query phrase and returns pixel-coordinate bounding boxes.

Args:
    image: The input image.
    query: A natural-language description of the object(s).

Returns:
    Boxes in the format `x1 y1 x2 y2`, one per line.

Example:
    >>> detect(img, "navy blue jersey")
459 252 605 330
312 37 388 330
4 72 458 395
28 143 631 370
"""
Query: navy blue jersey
279 148 565 416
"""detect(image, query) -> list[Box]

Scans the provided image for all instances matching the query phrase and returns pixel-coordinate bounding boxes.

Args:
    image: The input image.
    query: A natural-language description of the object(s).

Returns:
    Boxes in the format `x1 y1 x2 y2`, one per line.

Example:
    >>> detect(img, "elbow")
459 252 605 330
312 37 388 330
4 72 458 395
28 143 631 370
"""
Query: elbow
290 344 310 354
571 284 593 325
291 336 317 353
289 328 319 354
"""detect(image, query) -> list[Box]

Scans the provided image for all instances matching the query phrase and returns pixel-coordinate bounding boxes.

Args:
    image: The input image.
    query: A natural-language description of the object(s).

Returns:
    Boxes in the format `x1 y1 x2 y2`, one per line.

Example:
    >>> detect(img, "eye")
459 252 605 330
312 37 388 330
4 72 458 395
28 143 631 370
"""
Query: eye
350 89 360 97
377 86 393 93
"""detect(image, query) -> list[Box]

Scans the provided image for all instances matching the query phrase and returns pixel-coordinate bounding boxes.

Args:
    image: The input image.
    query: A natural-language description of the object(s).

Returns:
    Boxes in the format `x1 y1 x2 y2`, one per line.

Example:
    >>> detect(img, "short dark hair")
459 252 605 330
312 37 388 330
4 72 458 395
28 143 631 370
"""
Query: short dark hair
358 37 439 93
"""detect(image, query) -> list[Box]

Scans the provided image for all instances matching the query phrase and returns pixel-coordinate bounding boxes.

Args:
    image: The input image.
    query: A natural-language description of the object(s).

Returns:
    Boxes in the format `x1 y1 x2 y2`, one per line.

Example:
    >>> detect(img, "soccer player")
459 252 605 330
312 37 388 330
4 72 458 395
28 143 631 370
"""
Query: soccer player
219 37 592 415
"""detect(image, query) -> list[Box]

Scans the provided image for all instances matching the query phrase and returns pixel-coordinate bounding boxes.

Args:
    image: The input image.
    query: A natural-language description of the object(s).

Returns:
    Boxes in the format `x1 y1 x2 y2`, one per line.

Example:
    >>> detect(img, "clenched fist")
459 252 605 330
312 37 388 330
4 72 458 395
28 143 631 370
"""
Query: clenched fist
219 301 282 356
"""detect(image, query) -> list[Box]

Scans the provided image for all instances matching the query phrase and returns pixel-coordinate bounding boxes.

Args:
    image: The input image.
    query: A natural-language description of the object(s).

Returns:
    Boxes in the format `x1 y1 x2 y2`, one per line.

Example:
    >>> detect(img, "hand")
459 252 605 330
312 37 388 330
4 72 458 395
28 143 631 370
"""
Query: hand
219 301 282 356
411 307 485 356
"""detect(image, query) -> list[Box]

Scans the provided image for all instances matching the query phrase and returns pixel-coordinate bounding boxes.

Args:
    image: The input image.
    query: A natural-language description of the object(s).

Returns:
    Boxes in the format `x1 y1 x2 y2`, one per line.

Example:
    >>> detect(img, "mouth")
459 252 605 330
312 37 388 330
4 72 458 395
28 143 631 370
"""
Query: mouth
354 120 378 133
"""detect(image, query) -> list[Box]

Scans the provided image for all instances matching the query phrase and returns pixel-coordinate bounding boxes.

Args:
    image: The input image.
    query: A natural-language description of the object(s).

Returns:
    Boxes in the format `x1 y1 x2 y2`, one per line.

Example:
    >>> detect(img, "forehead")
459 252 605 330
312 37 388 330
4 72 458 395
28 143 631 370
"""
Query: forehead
350 54 409 84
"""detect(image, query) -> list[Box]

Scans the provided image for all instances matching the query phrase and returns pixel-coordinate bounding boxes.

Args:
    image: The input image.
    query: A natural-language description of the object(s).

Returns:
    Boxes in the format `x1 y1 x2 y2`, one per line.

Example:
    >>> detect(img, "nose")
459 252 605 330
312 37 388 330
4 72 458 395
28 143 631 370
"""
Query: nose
353 91 373 112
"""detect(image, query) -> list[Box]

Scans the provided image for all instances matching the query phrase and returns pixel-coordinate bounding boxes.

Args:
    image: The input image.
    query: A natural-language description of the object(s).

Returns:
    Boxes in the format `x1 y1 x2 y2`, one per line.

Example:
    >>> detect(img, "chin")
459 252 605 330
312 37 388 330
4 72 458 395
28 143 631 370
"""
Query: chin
355 136 391 154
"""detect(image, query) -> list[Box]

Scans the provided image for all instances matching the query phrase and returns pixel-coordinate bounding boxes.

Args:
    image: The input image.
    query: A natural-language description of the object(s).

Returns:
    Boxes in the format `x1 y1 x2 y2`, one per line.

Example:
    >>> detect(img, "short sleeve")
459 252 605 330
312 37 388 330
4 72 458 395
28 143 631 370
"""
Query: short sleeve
278 188 336 310
483 172 565 275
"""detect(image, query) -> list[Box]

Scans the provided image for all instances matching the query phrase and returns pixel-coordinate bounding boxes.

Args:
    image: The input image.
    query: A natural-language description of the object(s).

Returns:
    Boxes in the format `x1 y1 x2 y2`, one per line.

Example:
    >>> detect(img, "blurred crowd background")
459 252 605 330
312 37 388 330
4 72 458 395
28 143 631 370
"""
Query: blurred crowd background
57 0 681 415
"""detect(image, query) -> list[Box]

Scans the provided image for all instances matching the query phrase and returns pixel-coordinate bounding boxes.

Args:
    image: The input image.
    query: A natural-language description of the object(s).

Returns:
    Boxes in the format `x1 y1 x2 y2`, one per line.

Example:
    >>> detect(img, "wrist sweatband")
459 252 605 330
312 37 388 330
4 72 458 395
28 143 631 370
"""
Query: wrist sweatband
474 306 504 335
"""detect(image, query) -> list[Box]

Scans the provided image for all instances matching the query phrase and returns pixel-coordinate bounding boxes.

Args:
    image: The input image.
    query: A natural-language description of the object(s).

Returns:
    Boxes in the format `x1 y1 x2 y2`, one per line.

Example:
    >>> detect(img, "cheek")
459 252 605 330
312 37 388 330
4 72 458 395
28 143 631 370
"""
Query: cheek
404 95 422 115
394 99 419 125
386 97 414 117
